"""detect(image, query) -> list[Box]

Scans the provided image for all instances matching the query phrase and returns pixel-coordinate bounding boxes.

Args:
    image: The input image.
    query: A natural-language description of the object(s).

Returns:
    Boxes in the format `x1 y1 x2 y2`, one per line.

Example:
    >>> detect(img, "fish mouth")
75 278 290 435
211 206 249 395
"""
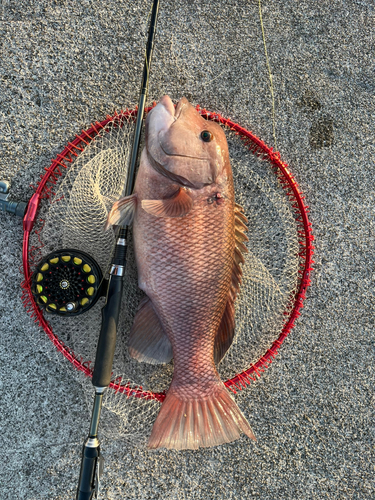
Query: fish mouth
146 149 197 189
159 141 209 161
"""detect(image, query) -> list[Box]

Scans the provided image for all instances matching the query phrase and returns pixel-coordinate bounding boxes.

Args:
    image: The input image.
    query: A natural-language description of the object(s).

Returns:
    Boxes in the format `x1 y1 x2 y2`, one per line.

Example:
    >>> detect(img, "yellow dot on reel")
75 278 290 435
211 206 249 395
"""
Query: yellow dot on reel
83 264 91 273
87 275 96 284
48 303 57 310
73 257 82 265
49 257 59 264
36 285 43 293
81 297 89 306
59 307 67 312
61 256 71 262
41 263 49 272
87 287 95 296
40 295 48 303
36 273 43 282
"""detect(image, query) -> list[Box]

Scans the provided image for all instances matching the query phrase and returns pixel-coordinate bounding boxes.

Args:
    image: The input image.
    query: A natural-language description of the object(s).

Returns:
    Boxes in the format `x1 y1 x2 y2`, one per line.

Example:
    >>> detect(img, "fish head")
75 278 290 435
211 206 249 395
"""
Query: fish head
145 96 230 189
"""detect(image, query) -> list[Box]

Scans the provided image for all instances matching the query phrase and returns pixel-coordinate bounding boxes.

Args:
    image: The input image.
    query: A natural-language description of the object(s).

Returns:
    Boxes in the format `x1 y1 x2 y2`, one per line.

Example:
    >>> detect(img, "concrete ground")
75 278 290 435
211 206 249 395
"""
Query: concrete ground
0 1 374 499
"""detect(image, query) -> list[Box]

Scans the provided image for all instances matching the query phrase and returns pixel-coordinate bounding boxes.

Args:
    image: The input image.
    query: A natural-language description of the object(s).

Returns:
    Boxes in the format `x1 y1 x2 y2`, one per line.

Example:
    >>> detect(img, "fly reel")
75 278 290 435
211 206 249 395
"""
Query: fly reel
31 250 104 316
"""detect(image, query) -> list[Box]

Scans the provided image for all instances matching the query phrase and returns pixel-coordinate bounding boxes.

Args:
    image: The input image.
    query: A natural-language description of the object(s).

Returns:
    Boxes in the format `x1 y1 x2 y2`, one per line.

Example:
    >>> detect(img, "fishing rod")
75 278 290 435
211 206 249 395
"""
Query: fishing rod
76 1 160 498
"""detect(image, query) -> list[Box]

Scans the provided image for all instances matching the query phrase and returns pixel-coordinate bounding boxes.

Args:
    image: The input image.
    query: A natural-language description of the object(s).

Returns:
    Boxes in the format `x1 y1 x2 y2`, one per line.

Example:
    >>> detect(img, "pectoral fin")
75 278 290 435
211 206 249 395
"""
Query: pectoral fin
141 187 193 218
104 193 137 230
129 296 173 365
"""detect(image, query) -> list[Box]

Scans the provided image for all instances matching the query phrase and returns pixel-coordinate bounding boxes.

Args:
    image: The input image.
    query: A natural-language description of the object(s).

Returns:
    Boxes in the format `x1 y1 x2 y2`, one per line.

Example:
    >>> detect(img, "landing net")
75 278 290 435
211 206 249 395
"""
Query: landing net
22 106 313 444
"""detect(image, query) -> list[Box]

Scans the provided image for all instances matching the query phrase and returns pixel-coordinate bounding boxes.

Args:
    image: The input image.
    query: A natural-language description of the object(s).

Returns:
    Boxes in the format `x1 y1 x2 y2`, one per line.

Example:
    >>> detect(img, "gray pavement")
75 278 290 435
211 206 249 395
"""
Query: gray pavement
0 1 374 499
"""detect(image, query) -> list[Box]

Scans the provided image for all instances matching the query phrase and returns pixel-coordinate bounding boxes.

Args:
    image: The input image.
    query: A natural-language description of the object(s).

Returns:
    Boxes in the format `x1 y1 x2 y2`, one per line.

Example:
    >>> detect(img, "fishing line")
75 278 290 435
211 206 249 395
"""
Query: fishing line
258 0 278 151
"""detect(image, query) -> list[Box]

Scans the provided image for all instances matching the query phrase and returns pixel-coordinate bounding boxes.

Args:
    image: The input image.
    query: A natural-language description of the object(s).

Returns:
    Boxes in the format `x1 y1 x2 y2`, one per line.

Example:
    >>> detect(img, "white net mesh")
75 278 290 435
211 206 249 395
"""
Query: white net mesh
39 118 134 273
28 111 300 445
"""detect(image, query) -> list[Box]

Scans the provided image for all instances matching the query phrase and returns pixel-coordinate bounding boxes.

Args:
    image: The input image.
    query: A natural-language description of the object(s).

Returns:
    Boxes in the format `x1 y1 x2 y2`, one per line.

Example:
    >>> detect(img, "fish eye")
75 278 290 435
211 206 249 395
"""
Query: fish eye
201 130 213 142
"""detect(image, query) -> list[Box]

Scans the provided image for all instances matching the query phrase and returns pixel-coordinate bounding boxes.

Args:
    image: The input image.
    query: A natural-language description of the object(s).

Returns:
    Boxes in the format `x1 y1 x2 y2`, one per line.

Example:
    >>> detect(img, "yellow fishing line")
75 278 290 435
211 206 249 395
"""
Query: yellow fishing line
258 0 278 151
142 1 155 102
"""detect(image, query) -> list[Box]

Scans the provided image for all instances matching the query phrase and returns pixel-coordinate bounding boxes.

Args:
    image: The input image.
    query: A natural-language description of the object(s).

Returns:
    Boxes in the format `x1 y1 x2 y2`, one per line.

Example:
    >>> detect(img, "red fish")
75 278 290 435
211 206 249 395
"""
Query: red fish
106 96 255 449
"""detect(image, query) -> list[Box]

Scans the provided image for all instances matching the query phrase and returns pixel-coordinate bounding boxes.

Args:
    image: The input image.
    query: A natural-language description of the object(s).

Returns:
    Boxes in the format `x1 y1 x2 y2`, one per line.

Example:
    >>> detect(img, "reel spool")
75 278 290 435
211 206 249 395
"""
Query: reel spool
31 249 104 316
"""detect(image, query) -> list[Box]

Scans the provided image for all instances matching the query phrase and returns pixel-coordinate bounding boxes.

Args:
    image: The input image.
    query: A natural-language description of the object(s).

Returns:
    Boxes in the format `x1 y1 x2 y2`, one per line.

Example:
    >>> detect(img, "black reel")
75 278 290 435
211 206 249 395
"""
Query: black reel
31 249 105 316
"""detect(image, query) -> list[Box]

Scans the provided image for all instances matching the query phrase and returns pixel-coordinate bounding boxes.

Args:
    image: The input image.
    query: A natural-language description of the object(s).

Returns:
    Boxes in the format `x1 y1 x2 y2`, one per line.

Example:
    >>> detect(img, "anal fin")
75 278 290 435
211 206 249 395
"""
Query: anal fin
129 297 172 365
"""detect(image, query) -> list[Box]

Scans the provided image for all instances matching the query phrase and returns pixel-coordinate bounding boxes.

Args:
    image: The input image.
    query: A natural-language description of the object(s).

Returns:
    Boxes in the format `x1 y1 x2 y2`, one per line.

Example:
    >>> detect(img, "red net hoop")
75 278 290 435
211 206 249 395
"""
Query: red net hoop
21 105 314 404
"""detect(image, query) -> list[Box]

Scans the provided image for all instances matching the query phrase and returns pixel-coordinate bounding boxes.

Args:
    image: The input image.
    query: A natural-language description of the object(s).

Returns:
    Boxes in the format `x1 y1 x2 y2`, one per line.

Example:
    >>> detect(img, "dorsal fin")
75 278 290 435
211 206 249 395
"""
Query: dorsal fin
234 246 245 265
234 210 248 225
235 240 249 255
214 202 249 364
232 203 248 299
235 228 249 243
214 297 235 365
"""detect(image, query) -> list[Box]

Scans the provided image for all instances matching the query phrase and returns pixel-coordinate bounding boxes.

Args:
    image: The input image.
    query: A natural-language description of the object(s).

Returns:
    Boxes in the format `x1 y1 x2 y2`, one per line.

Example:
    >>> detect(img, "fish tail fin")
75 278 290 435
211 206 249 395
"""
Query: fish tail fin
148 384 256 450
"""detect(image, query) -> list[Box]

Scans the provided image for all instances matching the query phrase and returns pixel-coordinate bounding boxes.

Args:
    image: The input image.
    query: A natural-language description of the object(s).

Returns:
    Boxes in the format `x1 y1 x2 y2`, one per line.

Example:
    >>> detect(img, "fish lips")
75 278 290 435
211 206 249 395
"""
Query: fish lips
146 96 225 189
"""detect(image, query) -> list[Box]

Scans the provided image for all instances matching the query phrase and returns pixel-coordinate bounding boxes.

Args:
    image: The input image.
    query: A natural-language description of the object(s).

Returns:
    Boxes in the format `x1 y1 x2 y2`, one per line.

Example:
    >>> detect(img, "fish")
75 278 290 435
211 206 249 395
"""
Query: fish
106 95 256 449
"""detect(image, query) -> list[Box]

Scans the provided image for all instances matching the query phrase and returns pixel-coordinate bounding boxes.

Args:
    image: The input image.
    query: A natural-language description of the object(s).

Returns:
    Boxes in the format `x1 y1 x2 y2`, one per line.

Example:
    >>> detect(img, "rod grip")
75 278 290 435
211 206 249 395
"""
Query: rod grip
76 440 100 500
92 274 123 387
